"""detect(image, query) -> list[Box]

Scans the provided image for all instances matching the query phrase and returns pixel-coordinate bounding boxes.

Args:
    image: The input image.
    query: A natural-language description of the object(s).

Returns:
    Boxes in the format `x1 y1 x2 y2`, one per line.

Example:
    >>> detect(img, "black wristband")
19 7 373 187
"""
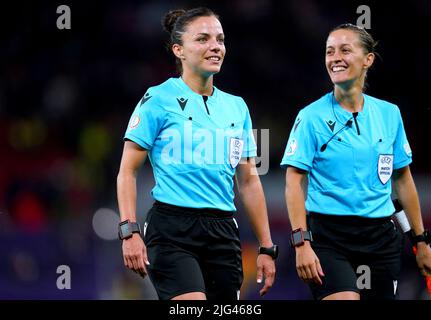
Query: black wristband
258 245 279 259
290 228 313 247
411 230 431 245
118 220 141 240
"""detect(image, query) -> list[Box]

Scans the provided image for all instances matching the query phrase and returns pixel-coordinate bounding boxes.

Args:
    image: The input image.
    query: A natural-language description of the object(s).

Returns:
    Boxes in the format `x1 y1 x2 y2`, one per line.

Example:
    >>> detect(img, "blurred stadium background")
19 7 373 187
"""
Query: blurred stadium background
0 0 430 299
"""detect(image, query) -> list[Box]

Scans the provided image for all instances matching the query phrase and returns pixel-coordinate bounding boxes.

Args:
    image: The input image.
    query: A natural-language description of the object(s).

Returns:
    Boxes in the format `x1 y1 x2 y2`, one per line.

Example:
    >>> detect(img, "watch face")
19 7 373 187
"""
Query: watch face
118 221 141 240
120 223 129 234
119 222 132 240
292 231 304 246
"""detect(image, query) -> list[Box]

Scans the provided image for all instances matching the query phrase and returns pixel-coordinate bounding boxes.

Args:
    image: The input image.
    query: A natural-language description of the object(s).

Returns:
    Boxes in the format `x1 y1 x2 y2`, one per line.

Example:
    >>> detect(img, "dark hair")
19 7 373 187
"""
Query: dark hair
330 23 378 55
162 7 219 74
329 23 380 90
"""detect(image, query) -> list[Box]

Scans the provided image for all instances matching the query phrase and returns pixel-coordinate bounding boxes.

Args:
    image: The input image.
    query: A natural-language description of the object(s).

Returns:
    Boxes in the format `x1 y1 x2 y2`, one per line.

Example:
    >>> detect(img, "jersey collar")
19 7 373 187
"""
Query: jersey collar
329 91 369 122
177 77 219 99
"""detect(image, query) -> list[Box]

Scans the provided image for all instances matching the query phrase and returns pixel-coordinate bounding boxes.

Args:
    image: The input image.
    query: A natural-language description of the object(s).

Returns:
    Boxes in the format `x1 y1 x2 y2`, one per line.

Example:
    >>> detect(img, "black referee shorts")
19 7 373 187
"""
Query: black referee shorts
308 212 403 300
143 201 243 300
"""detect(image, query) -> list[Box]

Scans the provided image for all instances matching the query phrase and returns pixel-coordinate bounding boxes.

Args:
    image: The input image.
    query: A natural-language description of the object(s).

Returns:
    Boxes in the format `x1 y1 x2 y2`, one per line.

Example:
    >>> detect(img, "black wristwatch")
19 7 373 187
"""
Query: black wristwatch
258 245 279 260
411 230 431 245
290 228 313 247
118 220 141 240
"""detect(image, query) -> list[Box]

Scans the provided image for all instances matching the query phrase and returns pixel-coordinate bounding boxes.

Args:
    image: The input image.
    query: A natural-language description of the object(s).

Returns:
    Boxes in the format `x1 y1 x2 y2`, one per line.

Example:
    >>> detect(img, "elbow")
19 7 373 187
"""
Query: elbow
284 184 290 199
237 181 249 199
285 177 296 196
117 168 137 185
238 176 260 199
285 184 294 204
285 178 302 204
116 172 124 188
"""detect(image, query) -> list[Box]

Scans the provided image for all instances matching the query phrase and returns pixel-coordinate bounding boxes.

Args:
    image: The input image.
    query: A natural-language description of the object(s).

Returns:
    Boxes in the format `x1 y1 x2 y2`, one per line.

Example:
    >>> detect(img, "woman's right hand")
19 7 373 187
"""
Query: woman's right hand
295 242 324 285
122 233 150 278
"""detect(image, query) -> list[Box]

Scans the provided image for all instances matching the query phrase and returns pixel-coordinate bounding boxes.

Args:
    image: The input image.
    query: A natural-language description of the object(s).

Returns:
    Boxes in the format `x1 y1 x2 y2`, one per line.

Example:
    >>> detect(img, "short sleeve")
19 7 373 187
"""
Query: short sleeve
280 109 317 171
124 90 166 150
241 100 257 158
393 107 412 169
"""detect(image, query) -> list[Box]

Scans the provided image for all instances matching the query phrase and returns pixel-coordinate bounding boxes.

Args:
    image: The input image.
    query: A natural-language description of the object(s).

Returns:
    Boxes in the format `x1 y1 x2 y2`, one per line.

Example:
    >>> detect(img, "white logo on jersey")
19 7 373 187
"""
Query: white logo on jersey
378 154 393 184
286 138 297 156
229 137 244 168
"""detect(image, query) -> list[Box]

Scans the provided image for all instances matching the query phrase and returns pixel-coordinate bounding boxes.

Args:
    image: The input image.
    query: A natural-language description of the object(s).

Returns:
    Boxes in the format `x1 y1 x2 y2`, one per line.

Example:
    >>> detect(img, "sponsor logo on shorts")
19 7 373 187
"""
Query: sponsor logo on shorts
143 222 148 237
232 218 239 229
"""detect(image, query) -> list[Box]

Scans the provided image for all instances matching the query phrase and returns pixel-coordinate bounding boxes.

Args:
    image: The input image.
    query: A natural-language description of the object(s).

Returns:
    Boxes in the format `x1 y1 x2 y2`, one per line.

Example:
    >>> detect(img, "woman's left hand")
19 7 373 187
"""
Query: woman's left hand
415 242 431 277
256 254 276 297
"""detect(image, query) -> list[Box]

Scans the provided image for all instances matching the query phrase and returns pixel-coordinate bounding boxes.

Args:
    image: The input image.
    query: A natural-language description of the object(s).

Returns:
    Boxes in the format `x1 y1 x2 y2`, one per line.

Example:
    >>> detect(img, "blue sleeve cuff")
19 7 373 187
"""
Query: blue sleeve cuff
242 149 257 158
280 160 310 172
393 158 412 170
124 134 152 150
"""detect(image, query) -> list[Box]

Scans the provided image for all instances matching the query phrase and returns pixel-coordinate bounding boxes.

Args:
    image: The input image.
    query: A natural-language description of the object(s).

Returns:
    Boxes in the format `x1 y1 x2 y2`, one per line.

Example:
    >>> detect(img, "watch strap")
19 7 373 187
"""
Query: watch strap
303 230 313 242
411 230 431 245
290 228 313 247
118 220 141 240
258 245 279 259
129 222 141 234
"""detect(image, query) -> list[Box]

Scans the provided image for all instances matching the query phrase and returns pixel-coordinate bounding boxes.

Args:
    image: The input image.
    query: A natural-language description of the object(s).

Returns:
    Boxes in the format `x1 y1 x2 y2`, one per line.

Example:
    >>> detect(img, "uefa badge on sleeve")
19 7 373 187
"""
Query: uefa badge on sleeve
129 115 140 130
286 138 297 156
229 137 244 168
404 143 412 156
378 154 393 184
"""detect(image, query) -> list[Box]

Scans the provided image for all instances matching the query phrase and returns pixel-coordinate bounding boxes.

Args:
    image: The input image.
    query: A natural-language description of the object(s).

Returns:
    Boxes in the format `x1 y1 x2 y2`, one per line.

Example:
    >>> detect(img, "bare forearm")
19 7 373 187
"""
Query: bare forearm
394 168 424 235
117 172 138 222
286 180 307 231
239 177 272 247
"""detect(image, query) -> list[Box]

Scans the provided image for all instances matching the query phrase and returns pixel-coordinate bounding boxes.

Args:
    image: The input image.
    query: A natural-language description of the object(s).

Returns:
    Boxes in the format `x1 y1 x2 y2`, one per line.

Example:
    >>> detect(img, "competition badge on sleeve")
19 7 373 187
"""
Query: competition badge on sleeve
286 138 297 156
229 137 244 168
129 115 140 129
378 154 393 184
404 142 412 156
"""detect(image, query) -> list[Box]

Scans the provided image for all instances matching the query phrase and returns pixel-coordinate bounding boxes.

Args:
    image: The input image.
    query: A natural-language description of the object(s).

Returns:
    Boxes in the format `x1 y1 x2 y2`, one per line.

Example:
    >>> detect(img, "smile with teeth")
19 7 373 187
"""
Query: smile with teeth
206 56 221 61
331 65 347 72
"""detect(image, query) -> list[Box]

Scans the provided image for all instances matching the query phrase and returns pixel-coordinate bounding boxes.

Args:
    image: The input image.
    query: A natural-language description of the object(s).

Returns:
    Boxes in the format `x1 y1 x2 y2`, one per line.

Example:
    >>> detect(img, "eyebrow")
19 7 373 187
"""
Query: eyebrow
194 32 224 37
326 44 352 49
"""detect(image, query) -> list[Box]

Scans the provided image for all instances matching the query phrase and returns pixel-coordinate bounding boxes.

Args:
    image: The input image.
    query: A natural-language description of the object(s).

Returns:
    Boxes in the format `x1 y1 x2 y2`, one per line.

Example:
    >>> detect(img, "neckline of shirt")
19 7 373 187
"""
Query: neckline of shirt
177 77 218 99
329 91 369 120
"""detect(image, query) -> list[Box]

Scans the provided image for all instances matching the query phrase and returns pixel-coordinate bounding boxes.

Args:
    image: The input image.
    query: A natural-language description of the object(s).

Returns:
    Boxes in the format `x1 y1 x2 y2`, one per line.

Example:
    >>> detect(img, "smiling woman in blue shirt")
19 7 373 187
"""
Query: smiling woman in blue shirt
281 24 431 300
117 7 276 301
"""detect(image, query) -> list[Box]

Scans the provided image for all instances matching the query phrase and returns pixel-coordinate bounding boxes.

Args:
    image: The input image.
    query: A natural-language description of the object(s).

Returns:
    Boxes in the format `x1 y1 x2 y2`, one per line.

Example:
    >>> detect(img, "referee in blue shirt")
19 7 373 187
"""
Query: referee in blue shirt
282 24 431 300
117 7 276 300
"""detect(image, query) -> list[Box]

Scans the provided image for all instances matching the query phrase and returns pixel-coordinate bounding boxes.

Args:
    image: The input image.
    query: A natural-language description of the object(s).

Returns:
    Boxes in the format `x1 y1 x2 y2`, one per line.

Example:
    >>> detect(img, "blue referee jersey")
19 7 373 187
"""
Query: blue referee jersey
124 77 257 211
281 92 412 218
